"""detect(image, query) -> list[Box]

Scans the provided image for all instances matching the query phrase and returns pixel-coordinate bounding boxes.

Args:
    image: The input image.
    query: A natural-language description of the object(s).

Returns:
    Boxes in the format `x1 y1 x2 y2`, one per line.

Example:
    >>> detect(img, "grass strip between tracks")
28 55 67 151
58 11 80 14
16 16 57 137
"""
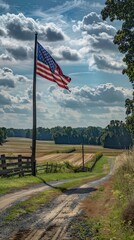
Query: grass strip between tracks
0 156 109 195
1 156 110 222
3 176 103 222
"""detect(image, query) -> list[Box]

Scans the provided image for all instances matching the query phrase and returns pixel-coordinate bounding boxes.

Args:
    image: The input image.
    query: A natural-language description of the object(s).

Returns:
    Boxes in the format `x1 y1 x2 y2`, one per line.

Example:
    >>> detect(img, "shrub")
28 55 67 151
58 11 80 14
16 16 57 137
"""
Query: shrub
95 152 103 161
89 152 103 171
123 200 134 227
62 147 76 153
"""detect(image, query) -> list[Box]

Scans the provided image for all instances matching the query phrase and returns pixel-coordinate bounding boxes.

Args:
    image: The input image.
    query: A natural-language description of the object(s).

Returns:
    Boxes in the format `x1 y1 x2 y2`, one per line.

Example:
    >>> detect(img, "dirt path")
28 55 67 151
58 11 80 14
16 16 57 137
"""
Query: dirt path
0 159 114 240
0 172 113 240
0 178 85 211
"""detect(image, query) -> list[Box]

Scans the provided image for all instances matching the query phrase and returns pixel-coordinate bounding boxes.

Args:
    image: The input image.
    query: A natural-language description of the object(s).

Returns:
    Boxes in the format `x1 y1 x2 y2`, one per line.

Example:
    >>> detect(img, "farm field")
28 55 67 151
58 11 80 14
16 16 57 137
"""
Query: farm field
0 137 125 163
37 153 94 166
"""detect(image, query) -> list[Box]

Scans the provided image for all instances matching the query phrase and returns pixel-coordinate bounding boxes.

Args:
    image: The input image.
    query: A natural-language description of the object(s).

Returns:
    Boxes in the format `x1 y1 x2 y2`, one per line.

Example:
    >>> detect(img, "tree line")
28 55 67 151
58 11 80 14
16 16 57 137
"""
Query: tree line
0 120 133 149
101 0 134 138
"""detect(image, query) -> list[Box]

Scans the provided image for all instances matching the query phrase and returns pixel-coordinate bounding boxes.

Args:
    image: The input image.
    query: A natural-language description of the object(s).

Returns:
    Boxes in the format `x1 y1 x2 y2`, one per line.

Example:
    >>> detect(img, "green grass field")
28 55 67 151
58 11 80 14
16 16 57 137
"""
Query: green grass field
0 155 109 195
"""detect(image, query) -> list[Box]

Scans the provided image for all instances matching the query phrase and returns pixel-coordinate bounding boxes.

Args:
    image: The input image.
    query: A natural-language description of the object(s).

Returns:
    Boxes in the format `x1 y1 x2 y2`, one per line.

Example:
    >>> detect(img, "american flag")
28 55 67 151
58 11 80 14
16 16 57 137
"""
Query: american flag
36 42 71 90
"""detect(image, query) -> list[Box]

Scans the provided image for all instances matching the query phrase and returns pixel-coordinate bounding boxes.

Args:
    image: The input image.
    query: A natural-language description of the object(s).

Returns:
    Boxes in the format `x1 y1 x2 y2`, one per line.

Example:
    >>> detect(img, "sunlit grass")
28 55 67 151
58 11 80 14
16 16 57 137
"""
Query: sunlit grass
0 172 96 195
71 151 134 240
4 177 98 221
0 155 111 195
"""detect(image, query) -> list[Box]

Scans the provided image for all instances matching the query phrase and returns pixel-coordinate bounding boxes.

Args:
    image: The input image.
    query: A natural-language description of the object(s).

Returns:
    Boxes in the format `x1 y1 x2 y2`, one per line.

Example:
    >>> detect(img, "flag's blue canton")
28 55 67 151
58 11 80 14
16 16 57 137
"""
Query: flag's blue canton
37 42 56 73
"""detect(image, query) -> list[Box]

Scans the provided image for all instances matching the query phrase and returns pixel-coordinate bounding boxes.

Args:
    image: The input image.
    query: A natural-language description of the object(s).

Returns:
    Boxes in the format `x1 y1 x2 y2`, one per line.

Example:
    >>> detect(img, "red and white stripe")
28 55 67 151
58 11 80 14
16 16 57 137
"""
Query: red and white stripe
36 60 70 90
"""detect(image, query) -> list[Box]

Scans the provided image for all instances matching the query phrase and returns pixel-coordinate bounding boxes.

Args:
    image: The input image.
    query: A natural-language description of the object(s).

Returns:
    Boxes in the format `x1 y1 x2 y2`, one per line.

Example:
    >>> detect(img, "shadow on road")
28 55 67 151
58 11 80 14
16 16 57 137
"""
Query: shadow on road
64 187 97 195
37 176 97 195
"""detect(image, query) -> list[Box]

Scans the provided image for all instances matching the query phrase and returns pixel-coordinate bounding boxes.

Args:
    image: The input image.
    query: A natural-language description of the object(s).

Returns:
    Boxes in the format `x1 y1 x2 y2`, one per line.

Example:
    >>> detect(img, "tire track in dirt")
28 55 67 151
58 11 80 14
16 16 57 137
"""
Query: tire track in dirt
8 185 94 240
0 167 113 240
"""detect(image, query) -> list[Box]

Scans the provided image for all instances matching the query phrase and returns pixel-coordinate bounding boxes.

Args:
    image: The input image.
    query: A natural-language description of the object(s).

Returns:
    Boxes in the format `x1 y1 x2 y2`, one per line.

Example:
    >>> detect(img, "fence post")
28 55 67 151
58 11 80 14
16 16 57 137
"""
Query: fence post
18 155 24 177
46 162 48 173
51 163 53 173
54 163 57 172
1 154 7 177
26 158 29 171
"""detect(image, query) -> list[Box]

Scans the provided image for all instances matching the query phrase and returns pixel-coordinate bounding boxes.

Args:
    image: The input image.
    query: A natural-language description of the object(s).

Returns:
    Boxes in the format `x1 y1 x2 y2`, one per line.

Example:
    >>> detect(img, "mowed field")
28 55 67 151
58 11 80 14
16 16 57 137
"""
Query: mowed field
37 153 94 166
0 137 125 165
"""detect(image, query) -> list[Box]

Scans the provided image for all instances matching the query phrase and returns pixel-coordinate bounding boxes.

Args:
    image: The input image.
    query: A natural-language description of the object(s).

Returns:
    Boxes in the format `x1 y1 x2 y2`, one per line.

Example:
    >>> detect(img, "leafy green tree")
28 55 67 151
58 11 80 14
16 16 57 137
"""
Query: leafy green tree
26 129 32 138
7 128 14 137
0 128 7 144
101 120 132 149
101 0 134 137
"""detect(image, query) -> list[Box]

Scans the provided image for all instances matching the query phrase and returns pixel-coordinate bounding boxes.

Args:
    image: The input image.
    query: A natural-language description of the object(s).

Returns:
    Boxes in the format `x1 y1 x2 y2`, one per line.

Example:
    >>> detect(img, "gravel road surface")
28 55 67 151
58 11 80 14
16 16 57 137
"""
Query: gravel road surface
0 172 113 240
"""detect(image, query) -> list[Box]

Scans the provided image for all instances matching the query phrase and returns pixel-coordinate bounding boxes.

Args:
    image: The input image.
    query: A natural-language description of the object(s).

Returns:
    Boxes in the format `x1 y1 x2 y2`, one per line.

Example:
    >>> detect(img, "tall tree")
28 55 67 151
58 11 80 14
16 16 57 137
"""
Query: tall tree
100 120 132 149
101 0 134 137
0 128 7 145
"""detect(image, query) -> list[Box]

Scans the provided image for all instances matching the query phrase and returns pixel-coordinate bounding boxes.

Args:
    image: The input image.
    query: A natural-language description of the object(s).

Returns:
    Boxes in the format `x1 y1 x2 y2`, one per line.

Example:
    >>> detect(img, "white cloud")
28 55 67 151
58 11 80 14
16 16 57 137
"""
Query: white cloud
0 13 69 61
53 46 81 61
0 13 67 42
0 0 9 10
0 67 30 88
88 54 125 73
72 12 125 73
4 105 31 114
73 12 116 36
0 91 12 106
48 83 132 110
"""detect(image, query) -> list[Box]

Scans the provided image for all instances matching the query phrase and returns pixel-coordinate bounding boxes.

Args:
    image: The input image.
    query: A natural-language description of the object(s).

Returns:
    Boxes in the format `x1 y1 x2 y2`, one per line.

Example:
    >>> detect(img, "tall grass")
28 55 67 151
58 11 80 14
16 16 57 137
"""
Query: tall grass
71 151 134 240
114 151 134 195
113 150 134 228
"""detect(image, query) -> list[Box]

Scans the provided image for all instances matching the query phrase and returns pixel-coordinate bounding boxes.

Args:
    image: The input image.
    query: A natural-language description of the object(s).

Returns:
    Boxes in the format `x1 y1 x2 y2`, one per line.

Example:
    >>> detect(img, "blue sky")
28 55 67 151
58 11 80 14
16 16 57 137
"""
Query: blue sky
0 0 132 129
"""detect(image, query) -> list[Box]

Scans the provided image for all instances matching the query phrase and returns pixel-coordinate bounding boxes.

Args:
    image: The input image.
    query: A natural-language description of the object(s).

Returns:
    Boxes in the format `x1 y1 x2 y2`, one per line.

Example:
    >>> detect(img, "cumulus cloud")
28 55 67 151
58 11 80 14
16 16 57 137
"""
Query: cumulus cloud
0 0 9 10
0 53 12 61
92 32 118 53
48 83 132 110
0 91 12 105
0 27 6 36
0 13 70 61
54 46 81 61
72 12 123 73
4 105 31 114
0 67 30 88
6 45 33 60
89 55 125 73
44 23 65 41
0 13 67 42
73 12 116 36
27 88 42 101
0 68 15 88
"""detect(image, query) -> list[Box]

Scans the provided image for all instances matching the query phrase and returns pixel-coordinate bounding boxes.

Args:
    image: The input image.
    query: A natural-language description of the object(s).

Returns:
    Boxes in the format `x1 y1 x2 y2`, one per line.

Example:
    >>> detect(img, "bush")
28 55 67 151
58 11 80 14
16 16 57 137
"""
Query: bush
89 152 103 171
95 152 103 161
123 200 134 227
62 148 76 153
63 161 77 172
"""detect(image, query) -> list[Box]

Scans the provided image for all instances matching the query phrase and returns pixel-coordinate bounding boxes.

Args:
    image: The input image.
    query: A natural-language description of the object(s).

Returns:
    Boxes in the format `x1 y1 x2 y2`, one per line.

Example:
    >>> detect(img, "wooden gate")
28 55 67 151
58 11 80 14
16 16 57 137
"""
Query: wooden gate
0 155 32 177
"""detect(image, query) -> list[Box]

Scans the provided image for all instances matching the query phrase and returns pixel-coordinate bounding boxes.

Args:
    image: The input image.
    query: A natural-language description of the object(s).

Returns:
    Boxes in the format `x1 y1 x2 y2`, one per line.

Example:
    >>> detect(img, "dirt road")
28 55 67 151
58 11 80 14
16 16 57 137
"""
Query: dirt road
0 179 85 211
0 171 113 240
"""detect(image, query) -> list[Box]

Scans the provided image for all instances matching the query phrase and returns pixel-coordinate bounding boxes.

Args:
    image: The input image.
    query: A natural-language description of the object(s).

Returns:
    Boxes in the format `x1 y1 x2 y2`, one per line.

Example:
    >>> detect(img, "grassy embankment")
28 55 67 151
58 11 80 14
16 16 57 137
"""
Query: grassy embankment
0 137 117 195
71 150 134 240
0 153 109 196
1 155 109 222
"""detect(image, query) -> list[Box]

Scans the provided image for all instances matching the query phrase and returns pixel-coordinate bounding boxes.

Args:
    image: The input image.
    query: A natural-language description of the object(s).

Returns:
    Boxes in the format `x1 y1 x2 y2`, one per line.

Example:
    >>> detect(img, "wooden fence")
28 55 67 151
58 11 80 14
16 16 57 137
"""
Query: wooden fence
37 162 62 173
0 154 32 177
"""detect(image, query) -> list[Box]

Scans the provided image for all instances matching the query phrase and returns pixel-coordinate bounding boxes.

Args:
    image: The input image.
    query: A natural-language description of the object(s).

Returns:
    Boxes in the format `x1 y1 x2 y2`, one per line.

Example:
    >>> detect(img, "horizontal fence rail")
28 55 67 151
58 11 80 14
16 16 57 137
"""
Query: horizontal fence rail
0 154 32 177
37 162 62 173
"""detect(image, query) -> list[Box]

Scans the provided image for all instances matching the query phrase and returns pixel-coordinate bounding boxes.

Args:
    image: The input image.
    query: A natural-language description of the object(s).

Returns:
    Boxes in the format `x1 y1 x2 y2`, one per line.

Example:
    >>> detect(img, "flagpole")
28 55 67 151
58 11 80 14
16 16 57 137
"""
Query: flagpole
32 32 38 176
